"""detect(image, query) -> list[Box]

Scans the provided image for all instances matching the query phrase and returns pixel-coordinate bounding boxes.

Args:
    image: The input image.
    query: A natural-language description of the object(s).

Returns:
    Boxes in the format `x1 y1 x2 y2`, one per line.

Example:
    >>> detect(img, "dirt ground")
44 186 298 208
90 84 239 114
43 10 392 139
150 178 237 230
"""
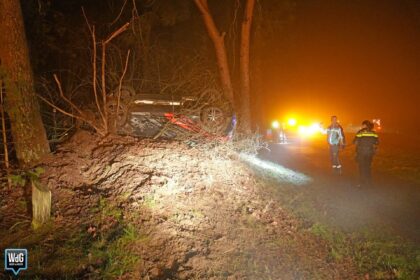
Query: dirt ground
0 131 361 279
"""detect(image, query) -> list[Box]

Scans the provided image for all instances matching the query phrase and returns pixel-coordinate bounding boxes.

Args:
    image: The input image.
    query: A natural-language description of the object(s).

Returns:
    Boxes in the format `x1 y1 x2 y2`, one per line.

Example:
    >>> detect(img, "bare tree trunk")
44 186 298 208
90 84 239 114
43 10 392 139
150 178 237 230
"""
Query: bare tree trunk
0 0 51 228
251 4 265 131
239 0 255 132
0 0 50 168
194 0 235 105
31 180 51 229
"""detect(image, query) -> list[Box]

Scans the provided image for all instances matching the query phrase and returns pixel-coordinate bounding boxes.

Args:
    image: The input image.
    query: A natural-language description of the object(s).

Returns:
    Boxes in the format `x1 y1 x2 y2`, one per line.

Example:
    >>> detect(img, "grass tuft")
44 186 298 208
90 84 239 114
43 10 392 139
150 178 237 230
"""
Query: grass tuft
309 223 420 279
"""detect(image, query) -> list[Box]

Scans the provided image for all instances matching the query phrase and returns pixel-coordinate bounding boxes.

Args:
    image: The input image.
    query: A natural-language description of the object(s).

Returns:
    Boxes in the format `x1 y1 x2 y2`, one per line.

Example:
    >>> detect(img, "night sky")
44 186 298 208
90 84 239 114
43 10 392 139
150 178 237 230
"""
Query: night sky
261 0 420 133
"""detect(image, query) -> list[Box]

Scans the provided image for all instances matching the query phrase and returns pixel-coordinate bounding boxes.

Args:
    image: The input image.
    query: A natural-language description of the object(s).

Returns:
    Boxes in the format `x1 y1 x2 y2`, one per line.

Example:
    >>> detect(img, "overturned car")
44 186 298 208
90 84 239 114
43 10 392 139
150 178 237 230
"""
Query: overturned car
106 86 235 140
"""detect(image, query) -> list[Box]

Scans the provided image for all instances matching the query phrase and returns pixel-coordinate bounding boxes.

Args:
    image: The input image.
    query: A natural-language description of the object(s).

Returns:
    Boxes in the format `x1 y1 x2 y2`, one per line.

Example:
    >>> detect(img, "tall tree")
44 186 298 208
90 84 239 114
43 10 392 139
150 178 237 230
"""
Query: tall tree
0 0 51 228
239 0 255 132
194 0 256 131
193 0 235 105
0 0 50 168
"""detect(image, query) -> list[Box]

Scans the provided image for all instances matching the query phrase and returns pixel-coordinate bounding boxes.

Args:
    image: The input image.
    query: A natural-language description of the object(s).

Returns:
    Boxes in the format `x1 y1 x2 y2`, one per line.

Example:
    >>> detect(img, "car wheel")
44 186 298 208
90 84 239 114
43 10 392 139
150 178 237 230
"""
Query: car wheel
107 100 128 128
112 85 135 102
200 106 226 134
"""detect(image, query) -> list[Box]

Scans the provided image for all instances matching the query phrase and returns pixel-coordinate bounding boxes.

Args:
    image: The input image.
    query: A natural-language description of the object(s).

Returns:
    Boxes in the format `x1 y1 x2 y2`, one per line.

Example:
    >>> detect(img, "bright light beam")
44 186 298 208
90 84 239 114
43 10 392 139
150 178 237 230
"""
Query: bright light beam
240 153 312 186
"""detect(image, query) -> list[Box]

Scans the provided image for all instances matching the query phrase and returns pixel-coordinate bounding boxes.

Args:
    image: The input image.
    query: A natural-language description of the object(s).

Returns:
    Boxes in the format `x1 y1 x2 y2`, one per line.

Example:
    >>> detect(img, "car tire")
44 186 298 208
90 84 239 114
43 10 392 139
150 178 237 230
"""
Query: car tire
200 106 226 134
106 100 128 128
112 85 135 102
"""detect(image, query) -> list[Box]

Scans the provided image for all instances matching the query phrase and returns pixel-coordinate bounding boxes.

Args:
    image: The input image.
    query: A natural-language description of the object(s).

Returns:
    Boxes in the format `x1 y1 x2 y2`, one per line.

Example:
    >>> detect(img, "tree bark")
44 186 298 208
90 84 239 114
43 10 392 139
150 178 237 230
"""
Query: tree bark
251 4 265 131
239 0 255 132
0 0 50 168
0 80 12 189
0 0 51 228
194 0 235 105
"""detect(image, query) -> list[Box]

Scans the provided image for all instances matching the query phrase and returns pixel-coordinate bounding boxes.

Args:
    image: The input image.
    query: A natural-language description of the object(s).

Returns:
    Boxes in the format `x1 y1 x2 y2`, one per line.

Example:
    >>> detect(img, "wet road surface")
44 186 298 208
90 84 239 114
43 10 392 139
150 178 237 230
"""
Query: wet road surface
258 139 420 243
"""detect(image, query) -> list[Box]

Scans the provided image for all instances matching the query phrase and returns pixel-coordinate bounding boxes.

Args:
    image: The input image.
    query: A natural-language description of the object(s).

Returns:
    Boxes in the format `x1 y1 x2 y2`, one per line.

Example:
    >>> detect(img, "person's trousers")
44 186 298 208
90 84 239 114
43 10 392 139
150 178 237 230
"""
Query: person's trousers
357 153 373 185
329 144 341 168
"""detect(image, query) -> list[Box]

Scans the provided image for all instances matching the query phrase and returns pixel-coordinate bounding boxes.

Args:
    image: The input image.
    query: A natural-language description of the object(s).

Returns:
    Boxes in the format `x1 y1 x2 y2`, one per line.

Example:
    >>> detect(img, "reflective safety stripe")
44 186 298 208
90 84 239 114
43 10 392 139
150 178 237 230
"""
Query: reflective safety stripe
356 133 378 137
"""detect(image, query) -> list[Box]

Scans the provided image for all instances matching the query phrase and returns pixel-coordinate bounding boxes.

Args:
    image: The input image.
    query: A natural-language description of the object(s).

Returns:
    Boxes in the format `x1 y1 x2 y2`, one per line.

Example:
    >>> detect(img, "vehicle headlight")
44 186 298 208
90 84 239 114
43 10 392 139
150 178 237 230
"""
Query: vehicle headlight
272 120 280 129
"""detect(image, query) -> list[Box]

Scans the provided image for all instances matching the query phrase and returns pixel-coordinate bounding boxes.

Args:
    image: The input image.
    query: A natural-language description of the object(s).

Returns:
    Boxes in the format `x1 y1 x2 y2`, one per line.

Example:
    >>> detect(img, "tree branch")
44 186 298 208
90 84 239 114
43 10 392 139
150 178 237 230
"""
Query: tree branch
101 22 130 133
104 22 130 44
82 12 106 125
53 74 84 118
37 95 104 135
116 50 131 127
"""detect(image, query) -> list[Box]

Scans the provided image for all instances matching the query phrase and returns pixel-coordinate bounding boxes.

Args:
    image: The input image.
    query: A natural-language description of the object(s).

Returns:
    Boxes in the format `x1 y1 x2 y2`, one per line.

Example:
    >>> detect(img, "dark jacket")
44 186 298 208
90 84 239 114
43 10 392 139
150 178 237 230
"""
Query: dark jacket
353 128 379 155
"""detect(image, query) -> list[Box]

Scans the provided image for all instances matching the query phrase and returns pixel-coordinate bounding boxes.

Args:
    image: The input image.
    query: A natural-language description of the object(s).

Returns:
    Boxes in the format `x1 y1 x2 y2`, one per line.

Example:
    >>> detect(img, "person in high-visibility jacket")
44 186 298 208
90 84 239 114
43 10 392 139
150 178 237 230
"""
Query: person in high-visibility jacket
353 120 379 186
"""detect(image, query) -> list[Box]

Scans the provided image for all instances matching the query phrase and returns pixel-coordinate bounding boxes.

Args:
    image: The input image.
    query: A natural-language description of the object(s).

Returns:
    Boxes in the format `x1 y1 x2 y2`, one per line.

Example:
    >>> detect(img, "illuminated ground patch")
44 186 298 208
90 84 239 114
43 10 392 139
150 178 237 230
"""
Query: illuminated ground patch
240 153 312 186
